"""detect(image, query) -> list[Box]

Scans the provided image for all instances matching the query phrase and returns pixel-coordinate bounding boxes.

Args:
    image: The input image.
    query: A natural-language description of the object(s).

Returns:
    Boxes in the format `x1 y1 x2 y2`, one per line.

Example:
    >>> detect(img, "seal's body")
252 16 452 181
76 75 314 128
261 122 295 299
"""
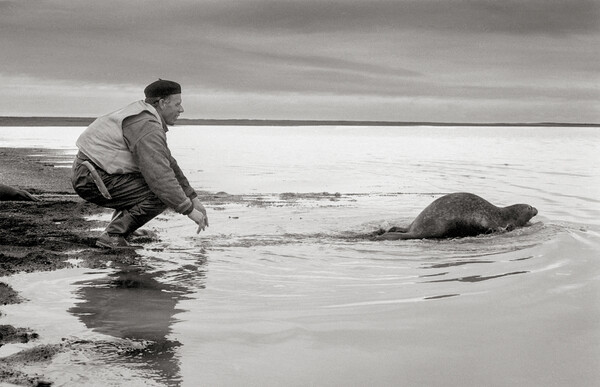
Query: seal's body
0 184 39 202
377 192 537 240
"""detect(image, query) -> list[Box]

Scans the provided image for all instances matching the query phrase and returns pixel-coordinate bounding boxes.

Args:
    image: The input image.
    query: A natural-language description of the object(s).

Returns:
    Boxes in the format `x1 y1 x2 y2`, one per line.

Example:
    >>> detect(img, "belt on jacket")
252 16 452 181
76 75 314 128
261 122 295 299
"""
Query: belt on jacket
77 152 113 200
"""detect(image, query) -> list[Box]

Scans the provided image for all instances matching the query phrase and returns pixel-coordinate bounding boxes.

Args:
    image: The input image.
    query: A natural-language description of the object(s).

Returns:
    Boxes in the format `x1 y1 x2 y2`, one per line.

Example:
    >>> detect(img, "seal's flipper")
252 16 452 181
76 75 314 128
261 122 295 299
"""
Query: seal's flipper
0 184 39 202
388 226 409 233
20 190 40 202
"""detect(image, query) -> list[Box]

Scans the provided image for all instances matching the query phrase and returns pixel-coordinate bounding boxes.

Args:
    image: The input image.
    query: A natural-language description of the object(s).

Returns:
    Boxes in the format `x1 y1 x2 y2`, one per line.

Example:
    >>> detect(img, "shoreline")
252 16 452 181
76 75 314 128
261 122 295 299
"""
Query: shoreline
0 147 144 385
0 147 282 386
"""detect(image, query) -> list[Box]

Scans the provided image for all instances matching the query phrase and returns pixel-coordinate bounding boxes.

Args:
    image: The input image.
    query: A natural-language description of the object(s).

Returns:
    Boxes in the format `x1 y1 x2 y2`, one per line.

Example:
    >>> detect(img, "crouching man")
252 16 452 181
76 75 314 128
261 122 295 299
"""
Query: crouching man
72 79 208 249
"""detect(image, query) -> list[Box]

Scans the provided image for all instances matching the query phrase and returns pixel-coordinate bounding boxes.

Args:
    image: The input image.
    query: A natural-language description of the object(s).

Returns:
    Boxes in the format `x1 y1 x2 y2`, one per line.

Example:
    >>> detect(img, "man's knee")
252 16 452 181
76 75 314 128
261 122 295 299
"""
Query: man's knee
144 200 168 217
131 195 167 218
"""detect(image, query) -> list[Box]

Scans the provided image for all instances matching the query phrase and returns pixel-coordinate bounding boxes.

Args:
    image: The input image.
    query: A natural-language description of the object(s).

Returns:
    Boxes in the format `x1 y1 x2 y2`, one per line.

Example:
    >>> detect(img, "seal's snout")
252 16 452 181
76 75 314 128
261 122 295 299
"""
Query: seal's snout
527 206 538 221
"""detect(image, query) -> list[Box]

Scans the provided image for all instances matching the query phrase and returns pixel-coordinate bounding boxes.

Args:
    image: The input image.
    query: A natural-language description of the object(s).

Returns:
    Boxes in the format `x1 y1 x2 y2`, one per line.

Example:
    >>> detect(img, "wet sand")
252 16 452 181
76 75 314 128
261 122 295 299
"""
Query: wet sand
0 147 143 386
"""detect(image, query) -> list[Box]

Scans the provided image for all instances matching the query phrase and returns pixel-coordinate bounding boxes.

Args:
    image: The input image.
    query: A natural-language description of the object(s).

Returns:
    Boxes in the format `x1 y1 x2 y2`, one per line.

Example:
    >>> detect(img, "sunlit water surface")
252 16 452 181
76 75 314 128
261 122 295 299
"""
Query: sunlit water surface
1 125 599 386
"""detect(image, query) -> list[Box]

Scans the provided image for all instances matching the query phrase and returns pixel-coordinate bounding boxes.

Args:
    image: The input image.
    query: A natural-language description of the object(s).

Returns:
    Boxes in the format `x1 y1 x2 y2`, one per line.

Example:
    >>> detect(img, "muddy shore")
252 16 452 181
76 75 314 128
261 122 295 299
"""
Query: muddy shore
0 147 138 276
0 147 273 386
0 147 143 386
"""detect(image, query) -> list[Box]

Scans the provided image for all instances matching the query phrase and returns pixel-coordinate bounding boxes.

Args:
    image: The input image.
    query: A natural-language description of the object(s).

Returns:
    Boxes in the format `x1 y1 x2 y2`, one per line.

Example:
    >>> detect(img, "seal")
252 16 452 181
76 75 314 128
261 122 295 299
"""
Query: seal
375 192 537 240
0 184 39 202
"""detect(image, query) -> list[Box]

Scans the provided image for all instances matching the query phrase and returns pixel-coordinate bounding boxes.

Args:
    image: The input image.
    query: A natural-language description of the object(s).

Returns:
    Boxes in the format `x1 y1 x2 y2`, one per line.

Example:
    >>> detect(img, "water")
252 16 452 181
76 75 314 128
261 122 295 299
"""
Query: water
1 125 599 386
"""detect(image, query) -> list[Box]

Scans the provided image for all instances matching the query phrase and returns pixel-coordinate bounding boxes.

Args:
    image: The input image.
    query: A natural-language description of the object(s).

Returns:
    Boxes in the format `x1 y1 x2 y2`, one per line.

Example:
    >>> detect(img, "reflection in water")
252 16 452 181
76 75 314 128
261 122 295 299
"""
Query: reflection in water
423 294 460 300
424 270 529 283
424 259 494 268
69 263 206 386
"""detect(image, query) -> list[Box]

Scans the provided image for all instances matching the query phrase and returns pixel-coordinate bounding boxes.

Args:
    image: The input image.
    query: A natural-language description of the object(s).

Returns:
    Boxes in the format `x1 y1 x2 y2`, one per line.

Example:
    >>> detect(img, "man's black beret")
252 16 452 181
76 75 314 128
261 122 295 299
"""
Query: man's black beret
144 79 182 98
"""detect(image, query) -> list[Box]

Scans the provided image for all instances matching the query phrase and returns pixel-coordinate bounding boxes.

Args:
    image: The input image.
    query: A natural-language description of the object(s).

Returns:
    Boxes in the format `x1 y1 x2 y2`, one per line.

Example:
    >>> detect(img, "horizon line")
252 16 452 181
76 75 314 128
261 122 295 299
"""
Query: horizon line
0 116 597 128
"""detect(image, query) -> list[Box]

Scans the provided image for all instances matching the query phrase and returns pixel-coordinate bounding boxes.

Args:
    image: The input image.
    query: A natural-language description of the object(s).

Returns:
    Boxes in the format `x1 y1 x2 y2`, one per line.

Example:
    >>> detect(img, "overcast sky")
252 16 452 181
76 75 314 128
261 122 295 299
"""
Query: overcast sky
1 0 598 122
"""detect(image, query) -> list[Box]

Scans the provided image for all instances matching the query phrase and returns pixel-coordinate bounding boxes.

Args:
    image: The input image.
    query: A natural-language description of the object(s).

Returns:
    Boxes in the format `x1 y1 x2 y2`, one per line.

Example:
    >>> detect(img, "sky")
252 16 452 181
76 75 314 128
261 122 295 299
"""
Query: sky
1 0 599 123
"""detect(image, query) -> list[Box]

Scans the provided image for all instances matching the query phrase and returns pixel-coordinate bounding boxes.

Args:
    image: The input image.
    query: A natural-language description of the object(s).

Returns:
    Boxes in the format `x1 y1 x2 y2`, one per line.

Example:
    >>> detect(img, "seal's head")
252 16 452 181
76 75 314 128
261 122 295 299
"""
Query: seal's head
144 79 184 125
505 204 538 227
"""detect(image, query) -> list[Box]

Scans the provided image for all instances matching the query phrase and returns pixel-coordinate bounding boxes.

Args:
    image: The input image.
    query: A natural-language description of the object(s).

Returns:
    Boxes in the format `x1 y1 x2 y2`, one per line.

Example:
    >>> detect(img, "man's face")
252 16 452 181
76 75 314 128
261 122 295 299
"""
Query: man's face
160 94 184 125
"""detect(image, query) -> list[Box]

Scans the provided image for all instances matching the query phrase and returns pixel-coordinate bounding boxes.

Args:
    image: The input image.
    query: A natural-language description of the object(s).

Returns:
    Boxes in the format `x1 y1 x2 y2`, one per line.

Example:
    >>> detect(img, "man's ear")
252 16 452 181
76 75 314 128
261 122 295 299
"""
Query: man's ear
158 97 171 108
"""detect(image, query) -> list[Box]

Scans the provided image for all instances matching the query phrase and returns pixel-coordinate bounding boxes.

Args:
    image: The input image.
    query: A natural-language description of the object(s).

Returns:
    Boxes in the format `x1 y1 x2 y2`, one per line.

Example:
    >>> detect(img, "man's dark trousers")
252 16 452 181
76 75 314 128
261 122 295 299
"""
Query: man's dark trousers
72 153 167 237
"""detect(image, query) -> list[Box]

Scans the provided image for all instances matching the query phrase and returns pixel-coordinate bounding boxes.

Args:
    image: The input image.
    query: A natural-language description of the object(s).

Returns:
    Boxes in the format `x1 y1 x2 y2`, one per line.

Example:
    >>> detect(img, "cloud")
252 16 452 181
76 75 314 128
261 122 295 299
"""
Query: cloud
179 0 600 35
0 0 598 122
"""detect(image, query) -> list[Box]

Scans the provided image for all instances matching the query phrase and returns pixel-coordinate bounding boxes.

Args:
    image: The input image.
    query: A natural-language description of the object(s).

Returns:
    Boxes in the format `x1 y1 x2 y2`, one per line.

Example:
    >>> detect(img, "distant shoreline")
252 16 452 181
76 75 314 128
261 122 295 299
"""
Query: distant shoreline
0 116 597 128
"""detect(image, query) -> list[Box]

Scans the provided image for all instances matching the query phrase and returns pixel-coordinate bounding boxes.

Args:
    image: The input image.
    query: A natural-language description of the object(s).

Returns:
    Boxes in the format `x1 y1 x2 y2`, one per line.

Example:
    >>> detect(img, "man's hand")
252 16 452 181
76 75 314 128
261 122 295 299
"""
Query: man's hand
188 208 208 234
191 197 209 227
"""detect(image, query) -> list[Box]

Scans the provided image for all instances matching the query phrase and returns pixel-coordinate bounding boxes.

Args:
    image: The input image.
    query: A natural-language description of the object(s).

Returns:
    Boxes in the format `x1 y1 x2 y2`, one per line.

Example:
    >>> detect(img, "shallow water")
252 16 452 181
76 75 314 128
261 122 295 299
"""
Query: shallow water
1 125 599 386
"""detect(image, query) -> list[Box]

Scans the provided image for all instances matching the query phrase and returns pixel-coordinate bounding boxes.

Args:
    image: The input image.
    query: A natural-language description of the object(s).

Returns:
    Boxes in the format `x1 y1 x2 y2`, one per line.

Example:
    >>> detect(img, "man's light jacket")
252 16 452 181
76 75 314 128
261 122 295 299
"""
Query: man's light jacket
76 100 196 214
